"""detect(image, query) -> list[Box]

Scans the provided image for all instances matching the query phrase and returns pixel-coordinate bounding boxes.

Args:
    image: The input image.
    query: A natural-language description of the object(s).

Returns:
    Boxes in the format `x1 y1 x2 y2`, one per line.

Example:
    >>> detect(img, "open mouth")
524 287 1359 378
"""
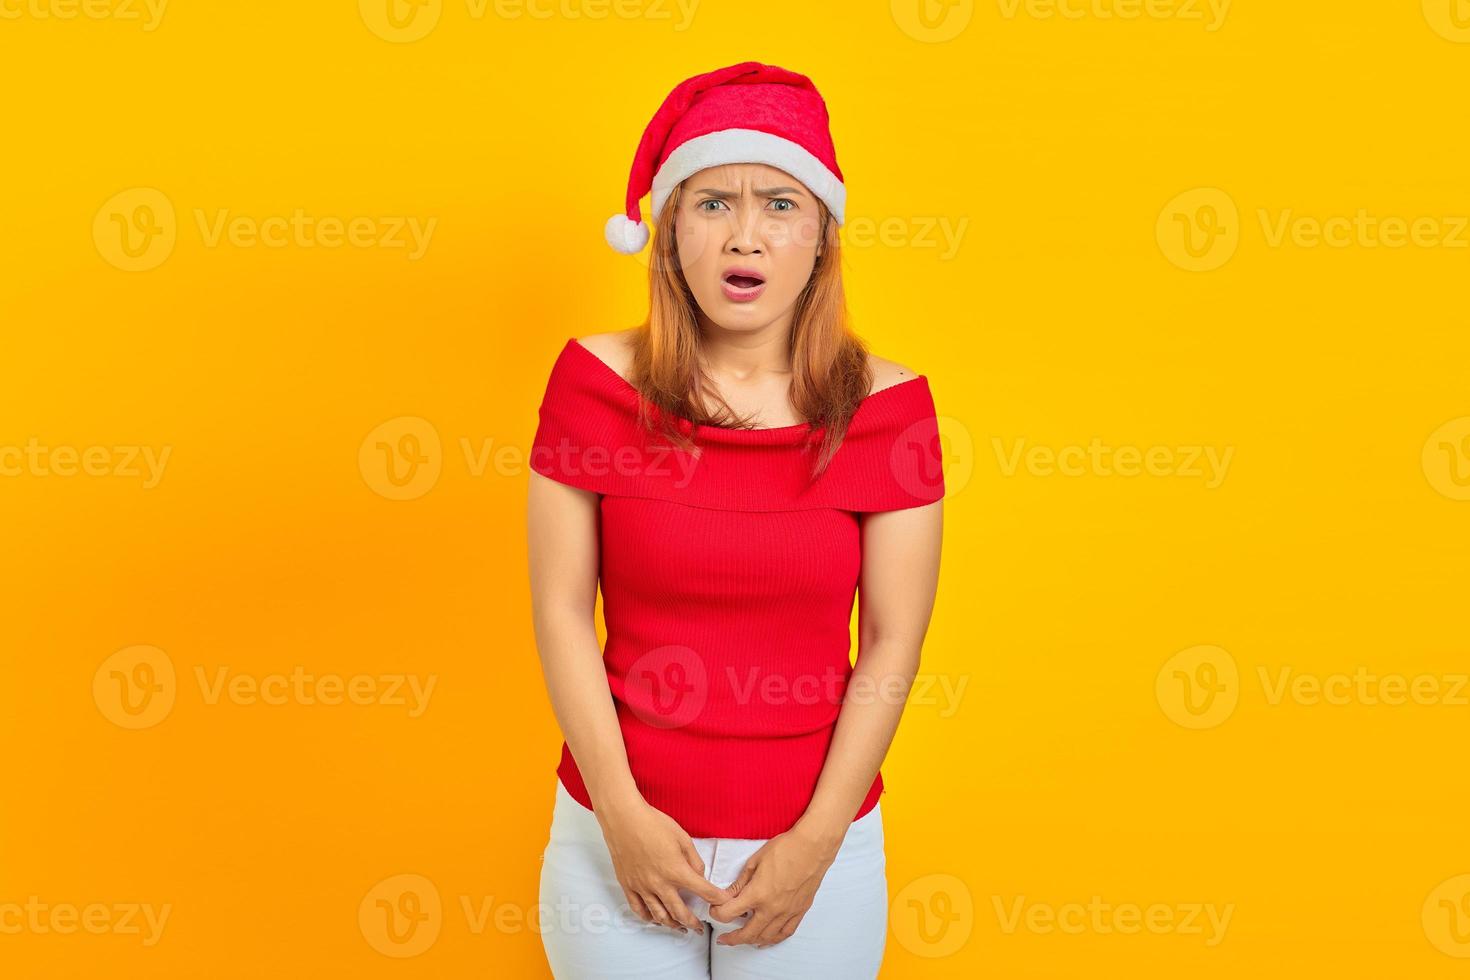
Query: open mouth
720 267 767 303
723 271 766 289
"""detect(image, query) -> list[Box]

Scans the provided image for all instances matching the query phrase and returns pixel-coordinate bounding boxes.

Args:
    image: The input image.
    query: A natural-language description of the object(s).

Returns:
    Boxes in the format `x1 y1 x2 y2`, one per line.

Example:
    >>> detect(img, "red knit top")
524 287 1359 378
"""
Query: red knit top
530 337 945 839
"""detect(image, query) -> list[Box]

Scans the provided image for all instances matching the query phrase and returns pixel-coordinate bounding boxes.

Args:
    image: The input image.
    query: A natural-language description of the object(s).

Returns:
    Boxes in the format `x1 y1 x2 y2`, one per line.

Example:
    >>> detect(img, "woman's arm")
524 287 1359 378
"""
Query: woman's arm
526 470 733 933
710 498 943 947
526 471 640 810
800 498 945 843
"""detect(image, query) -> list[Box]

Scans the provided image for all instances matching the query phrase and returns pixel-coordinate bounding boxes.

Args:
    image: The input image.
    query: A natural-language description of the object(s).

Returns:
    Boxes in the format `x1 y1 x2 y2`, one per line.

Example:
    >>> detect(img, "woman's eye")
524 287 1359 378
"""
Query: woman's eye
769 199 795 212
698 199 727 212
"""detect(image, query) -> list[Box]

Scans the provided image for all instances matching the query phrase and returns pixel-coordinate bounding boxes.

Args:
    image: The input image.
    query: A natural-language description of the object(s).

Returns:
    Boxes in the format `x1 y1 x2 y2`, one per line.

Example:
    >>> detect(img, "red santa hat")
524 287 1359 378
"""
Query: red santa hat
604 61 846 254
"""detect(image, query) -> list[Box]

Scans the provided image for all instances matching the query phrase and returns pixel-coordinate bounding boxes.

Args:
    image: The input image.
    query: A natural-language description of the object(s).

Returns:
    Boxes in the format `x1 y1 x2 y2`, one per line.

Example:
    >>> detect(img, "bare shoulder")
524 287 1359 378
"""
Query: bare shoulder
866 352 922 396
573 329 638 382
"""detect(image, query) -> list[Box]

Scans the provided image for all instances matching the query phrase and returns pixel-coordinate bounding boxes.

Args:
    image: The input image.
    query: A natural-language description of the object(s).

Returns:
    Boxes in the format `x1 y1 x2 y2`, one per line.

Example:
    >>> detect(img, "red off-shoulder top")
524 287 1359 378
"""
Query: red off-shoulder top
530 337 945 839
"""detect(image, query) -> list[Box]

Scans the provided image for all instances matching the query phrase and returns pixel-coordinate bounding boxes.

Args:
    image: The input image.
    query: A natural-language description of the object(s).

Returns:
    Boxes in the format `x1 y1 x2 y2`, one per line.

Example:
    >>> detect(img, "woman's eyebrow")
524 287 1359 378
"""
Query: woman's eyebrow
693 186 806 198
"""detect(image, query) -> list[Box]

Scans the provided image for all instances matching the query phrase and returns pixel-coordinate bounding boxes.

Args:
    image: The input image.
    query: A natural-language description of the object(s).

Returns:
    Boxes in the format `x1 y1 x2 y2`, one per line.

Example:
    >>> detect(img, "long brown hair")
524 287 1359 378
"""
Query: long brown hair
622 180 874 480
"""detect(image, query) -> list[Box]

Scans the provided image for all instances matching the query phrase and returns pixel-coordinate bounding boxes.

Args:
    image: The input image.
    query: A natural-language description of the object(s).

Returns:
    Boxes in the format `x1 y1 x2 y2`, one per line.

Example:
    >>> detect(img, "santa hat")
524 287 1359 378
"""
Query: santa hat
604 61 846 254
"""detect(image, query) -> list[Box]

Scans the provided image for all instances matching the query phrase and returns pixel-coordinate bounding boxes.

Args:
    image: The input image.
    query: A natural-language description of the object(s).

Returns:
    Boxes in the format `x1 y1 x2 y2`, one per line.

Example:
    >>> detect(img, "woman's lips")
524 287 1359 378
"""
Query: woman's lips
721 272 766 303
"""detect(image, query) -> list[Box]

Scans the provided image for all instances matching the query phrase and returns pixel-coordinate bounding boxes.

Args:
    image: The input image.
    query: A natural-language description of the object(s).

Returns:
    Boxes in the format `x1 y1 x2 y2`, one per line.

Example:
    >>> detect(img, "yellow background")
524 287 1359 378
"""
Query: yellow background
3 1 1470 976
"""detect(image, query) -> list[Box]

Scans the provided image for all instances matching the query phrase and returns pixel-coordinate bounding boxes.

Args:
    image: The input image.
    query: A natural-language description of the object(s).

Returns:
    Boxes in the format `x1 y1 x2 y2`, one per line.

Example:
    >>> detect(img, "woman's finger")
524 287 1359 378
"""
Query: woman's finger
748 909 793 948
708 890 755 923
717 907 779 946
767 911 802 945
724 861 756 897
655 886 704 934
678 865 733 906
708 861 762 922
623 887 653 924
679 838 706 877
641 892 678 931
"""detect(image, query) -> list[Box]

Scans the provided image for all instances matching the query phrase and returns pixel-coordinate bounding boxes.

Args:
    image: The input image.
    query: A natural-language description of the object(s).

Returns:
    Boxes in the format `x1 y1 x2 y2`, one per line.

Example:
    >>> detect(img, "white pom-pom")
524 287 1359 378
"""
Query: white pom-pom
604 214 649 254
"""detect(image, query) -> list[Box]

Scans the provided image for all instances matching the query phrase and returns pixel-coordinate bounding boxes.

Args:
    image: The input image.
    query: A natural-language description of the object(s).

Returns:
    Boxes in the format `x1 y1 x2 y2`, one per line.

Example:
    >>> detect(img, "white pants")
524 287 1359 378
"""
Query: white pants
537 779 889 979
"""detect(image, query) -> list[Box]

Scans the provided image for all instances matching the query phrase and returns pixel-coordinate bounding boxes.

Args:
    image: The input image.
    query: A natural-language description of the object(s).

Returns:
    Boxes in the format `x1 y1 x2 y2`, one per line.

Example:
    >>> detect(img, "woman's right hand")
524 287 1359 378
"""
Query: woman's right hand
595 795 733 934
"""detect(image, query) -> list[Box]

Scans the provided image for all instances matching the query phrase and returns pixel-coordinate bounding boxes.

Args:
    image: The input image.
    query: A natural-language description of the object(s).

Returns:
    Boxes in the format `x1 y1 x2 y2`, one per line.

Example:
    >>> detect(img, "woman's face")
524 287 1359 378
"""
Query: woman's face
672 162 825 333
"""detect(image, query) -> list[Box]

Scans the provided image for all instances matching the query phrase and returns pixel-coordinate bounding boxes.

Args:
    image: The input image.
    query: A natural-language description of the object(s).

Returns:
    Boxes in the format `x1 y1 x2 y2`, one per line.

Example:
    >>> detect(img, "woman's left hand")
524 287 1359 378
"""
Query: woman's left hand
708 822 843 948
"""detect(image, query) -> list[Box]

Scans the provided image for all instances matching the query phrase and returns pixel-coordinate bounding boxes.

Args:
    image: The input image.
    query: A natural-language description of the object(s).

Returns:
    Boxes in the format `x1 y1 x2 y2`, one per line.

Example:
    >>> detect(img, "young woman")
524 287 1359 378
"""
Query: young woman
527 61 946 979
